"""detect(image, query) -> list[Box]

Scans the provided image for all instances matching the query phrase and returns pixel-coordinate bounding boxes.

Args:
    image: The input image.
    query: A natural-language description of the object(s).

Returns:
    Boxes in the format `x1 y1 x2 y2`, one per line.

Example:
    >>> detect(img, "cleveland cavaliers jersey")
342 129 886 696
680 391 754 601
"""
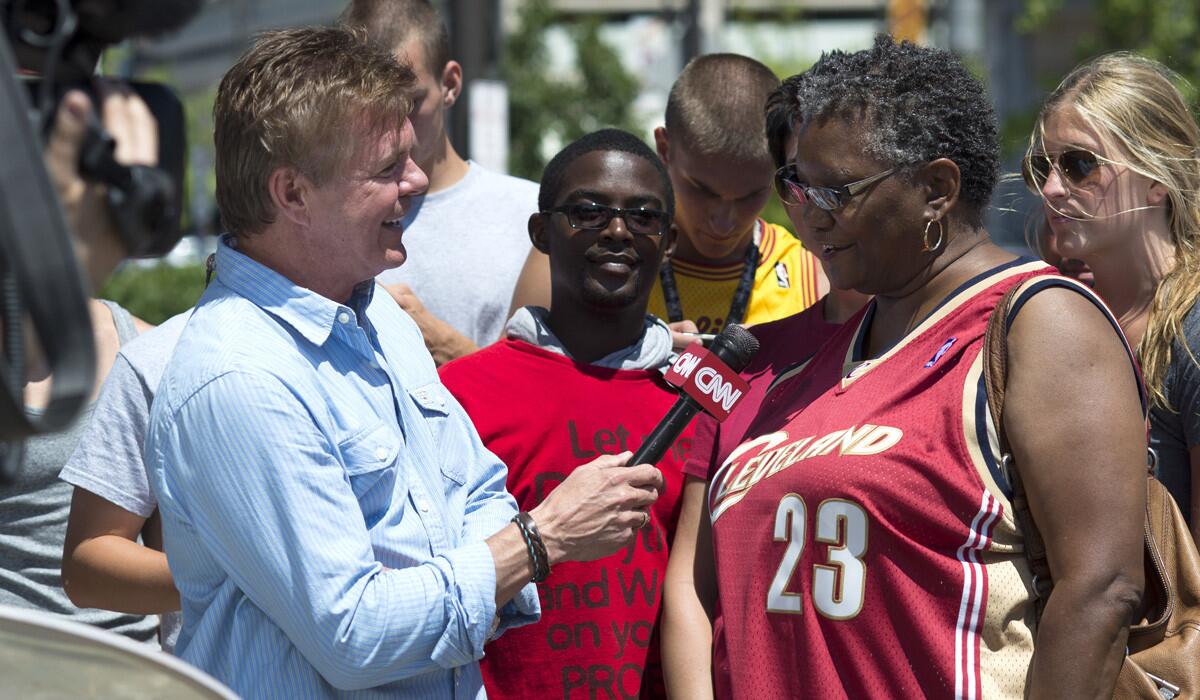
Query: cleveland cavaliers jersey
708 260 1076 699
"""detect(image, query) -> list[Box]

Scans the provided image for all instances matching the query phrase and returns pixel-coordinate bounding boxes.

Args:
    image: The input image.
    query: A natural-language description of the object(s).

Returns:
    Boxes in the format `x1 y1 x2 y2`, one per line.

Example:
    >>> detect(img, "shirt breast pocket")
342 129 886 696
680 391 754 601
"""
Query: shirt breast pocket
408 383 466 486
339 422 404 521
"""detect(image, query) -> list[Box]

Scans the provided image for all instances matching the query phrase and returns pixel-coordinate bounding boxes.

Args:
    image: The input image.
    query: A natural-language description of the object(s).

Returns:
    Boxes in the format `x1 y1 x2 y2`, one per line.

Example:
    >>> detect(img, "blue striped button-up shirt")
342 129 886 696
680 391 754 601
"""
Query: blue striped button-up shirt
146 238 539 698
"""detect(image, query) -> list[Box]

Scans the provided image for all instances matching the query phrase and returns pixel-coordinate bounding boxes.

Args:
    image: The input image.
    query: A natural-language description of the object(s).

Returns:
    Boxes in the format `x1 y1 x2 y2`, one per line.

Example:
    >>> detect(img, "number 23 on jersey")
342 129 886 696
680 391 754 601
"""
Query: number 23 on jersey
768 495 868 620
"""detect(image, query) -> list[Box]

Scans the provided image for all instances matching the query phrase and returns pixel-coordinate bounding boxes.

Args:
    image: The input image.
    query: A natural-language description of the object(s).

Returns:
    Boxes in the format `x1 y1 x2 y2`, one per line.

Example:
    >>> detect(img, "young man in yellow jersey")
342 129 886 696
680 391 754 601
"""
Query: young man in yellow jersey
508 54 826 341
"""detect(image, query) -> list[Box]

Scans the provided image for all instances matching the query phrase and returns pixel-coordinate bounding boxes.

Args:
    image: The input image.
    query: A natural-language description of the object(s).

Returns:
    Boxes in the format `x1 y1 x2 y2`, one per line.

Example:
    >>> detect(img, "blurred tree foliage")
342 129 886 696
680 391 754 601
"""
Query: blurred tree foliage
100 264 206 325
1019 0 1200 97
503 0 641 181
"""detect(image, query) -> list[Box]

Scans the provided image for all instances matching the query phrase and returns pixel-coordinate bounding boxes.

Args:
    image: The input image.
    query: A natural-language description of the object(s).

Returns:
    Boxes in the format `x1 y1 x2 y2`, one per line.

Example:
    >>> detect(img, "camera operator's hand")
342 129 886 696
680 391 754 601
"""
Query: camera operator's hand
44 86 157 289
529 451 663 564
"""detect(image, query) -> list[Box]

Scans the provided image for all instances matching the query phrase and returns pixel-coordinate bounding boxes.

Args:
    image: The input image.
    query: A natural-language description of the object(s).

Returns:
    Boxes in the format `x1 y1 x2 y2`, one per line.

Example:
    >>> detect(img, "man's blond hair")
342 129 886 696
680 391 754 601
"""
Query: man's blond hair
214 26 416 237
339 0 449 73
664 53 780 164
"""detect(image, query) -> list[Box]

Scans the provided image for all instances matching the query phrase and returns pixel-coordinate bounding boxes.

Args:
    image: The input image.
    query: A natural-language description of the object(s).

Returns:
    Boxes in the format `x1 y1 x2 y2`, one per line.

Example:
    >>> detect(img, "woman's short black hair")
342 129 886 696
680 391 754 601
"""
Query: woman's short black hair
538 129 674 219
766 35 1000 223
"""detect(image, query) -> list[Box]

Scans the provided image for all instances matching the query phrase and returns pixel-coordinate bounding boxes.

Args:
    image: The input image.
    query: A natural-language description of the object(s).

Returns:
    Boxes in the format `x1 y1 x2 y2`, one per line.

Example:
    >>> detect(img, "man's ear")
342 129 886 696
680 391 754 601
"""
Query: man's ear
661 221 678 261
440 60 463 108
529 212 551 254
922 158 961 223
654 126 670 164
267 165 312 228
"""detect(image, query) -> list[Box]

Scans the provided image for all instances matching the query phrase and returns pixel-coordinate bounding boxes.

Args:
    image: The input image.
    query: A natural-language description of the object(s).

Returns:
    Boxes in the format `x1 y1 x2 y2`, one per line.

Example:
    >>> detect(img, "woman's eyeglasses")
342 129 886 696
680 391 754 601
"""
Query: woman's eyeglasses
773 165 898 211
542 203 670 236
1022 149 1105 193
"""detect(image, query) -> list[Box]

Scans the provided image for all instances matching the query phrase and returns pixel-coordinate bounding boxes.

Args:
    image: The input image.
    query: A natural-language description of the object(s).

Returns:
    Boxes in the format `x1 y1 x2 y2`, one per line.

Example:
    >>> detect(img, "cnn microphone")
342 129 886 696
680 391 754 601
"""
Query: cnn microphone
629 324 760 466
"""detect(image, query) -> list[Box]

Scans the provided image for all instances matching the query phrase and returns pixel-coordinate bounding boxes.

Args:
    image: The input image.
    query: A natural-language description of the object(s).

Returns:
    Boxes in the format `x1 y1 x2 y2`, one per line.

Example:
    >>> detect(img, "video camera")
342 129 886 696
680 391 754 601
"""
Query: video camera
0 0 201 478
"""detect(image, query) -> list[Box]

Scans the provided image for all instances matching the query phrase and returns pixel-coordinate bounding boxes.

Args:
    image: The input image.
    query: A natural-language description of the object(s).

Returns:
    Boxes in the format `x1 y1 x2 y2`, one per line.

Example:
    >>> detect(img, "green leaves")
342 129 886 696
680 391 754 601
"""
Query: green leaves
1020 0 1200 90
101 263 206 325
502 0 641 181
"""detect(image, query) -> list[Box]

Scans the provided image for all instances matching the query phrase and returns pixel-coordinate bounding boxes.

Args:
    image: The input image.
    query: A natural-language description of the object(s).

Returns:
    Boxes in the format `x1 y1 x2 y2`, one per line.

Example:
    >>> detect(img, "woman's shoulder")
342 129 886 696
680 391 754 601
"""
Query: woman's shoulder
1006 280 1129 360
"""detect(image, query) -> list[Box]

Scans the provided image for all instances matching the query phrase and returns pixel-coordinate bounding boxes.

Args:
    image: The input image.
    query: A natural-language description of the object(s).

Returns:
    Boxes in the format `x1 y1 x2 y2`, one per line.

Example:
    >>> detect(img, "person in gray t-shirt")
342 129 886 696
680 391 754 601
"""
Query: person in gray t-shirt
60 310 191 652
343 1 537 364
0 299 157 643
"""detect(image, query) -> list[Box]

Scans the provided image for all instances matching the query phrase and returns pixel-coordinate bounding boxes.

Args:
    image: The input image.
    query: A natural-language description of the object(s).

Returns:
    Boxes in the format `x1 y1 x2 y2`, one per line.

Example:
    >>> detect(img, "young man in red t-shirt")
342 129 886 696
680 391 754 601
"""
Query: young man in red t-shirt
440 129 689 699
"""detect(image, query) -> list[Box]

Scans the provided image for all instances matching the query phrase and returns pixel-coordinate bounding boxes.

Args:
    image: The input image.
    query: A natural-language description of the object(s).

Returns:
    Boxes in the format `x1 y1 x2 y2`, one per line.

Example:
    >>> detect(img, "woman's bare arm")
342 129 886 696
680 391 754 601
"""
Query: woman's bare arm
505 249 552 331
662 476 717 699
1004 287 1145 699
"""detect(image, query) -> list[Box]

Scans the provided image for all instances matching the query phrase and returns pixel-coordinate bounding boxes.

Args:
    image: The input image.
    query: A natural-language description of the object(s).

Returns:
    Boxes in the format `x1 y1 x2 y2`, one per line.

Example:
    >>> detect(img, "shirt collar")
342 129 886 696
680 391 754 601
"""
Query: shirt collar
214 235 375 347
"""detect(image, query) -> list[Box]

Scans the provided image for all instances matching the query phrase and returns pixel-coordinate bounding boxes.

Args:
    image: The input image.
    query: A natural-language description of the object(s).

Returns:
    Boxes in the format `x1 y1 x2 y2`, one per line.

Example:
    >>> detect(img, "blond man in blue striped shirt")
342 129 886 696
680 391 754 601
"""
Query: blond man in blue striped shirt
145 27 662 699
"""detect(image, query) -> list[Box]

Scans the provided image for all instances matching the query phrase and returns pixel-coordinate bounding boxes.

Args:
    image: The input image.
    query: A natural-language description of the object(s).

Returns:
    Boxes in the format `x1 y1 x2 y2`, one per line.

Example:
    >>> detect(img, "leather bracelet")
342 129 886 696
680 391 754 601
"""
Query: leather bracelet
520 512 550 578
512 511 551 583
511 515 541 580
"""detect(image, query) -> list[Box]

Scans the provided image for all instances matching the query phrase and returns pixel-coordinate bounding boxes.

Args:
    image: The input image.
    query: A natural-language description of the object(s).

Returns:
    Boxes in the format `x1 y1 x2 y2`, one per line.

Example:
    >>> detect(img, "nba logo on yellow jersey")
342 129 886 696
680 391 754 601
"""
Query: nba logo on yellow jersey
775 262 790 289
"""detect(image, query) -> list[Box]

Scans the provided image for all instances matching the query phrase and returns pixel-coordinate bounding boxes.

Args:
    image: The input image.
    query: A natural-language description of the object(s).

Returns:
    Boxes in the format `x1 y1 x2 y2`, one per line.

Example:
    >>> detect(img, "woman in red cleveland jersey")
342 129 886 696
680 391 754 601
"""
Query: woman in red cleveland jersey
664 36 1147 699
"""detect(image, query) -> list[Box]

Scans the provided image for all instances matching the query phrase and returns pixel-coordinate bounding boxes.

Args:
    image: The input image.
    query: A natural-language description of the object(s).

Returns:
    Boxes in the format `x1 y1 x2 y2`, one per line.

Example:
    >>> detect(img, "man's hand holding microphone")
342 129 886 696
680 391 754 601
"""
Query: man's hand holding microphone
489 324 759 605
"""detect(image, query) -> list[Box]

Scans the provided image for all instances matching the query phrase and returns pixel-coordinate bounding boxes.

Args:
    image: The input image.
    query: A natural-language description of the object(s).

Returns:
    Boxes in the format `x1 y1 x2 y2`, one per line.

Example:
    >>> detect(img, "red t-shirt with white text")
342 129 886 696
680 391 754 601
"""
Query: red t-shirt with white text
439 339 692 699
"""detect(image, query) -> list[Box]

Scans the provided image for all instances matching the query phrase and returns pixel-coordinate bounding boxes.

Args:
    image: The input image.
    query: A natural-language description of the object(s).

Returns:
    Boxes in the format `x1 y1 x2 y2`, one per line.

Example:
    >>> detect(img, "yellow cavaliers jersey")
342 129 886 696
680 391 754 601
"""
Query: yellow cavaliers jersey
648 220 822 333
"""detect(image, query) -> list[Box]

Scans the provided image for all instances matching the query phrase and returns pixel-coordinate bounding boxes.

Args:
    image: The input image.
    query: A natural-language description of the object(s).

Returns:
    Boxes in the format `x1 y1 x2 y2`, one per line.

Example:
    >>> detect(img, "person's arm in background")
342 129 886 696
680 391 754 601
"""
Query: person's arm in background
63 490 177 613
45 87 156 289
505 249 552 329
383 283 478 365
662 475 717 699
1004 287 1146 699
62 351 179 613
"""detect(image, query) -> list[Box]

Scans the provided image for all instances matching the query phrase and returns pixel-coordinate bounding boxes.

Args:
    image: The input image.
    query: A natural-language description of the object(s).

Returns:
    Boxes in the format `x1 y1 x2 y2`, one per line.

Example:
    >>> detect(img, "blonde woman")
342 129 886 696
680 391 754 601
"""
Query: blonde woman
1026 52 1200 539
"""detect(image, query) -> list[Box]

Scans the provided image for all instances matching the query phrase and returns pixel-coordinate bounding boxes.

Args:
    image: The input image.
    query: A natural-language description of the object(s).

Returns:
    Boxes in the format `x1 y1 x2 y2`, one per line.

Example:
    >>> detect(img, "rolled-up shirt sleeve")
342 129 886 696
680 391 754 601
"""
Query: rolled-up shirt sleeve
152 369 503 690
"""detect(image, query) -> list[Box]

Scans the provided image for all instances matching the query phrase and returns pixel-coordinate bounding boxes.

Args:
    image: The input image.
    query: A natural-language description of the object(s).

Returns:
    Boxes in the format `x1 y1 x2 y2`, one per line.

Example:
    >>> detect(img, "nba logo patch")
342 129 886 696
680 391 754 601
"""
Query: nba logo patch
775 262 790 289
924 337 957 368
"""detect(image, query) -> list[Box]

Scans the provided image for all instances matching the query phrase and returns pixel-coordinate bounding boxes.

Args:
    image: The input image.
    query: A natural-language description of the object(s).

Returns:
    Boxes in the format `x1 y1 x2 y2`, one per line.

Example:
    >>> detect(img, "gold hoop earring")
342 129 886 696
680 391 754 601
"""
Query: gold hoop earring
922 218 945 253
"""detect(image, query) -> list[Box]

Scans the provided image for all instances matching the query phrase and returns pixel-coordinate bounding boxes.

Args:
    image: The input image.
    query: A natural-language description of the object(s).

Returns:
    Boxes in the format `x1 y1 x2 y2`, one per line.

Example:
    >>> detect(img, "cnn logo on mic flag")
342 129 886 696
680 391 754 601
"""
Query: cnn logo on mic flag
664 342 750 421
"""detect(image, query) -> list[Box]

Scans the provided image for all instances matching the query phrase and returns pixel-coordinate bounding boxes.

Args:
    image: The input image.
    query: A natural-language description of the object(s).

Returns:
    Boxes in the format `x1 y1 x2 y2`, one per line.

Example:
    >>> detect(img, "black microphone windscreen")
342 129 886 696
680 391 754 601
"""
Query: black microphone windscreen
707 324 759 373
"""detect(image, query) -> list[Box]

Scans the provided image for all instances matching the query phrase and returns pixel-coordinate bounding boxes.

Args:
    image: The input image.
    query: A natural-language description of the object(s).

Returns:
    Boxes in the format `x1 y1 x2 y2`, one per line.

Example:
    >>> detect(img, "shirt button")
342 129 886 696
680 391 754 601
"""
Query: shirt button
374 446 389 460
337 311 352 324
417 500 430 512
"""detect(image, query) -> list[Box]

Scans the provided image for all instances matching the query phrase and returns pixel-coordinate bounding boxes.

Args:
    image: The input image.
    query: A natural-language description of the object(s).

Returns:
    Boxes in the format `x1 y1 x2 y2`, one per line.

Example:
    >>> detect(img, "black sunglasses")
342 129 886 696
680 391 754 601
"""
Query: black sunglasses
1022 149 1105 193
773 165 898 211
542 203 670 236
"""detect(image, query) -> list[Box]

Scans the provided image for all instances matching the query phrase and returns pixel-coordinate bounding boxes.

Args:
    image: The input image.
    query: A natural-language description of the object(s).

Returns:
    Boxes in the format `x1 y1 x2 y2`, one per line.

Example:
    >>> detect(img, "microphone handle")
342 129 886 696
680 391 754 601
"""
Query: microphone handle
628 396 702 466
